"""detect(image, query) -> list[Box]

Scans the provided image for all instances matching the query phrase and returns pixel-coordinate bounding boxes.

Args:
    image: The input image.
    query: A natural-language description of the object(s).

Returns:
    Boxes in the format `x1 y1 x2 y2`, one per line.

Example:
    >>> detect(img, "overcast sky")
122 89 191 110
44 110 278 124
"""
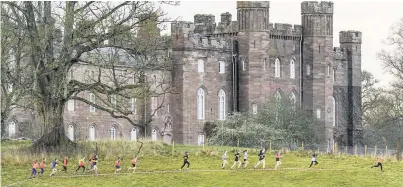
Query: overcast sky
160 1 403 87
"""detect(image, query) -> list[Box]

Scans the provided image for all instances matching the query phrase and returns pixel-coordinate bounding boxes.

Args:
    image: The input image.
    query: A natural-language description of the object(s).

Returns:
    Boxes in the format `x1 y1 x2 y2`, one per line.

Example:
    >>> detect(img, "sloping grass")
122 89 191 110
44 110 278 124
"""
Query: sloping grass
1 141 403 187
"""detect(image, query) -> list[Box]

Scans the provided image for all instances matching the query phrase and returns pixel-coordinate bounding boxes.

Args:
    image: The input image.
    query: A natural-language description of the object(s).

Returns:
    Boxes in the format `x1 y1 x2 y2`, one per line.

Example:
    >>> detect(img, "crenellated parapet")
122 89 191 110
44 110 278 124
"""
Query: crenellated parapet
189 34 233 51
194 14 216 34
301 1 333 14
171 21 195 35
339 30 362 44
268 23 302 40
333 47 348 60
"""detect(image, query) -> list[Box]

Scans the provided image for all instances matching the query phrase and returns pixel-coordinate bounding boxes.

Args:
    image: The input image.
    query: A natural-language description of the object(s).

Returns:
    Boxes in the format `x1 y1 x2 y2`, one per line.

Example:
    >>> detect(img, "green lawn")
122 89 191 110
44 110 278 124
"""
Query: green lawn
1 141 403 187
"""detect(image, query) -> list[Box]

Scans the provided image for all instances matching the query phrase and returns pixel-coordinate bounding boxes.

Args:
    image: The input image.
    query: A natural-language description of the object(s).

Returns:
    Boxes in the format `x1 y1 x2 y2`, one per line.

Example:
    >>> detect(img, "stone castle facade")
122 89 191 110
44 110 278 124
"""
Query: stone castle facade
4 1 362 147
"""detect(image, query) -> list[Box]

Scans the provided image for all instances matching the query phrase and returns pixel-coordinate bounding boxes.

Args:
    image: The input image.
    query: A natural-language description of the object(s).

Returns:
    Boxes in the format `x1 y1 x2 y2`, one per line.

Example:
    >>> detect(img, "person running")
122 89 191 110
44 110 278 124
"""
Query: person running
75 157 86 173
29 160 38 179
242 150 249 168
371 152 384 172
88 155 94 172
39 158 45 177
221 150 228 169
180 152 190 171
230 150 241 170
114 157 122 174
61 156 68 173
274 151 282 170
92 155 99 176
128 156 137 173
49 159 58 176
309 151 318 168
254 148 266 169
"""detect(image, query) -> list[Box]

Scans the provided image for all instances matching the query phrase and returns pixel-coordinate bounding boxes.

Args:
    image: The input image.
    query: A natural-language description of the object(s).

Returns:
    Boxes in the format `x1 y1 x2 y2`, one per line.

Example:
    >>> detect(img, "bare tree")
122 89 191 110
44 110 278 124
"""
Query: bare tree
1 1 178 148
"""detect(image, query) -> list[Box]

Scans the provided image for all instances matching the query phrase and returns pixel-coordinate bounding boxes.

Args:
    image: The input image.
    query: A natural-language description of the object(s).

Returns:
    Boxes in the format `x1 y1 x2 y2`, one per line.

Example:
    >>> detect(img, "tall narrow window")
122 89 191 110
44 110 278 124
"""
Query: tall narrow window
198 134 205 146
333 69 336 82
131 128 137 141
275 58 281 77
332 97 336 126
89 126 95 141
8 122 15 137
151 129 157 141
110 127 116 140
198 59 204 73
68 125 74 141
252 103 257 115
197 88 205 119
104 28 109 45
242 60 246 71
219 61 225 74
263 59 266 71
290 59 295 79
327 64 331 76
316 108 321 119
166 103 170 114
89 93 95 112
218 89 226 120
307 65 311 76
111 94 117 107
68 100 75 111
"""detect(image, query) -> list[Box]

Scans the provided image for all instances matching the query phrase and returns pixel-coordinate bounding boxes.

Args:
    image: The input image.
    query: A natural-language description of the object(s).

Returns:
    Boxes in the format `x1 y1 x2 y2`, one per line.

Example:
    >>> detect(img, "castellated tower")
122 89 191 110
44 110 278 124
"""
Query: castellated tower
339 31 363 146
237 1 270 112
301 2 334 141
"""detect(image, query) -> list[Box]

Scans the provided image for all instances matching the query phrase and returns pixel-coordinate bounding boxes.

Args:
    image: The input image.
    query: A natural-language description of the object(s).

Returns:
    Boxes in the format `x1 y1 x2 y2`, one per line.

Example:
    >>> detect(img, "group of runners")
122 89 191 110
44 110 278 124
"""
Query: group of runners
28 149 385 179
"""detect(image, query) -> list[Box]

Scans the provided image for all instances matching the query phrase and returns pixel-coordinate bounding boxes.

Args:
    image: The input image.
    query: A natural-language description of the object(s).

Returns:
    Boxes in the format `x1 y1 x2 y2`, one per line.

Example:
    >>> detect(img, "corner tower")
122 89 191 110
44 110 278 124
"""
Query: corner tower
301 1 334 142
237 1 270 113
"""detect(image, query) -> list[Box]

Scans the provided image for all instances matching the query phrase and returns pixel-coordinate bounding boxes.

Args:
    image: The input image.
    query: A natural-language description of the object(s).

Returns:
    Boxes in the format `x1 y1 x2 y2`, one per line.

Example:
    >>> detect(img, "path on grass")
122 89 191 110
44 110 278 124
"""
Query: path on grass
3 168 345 187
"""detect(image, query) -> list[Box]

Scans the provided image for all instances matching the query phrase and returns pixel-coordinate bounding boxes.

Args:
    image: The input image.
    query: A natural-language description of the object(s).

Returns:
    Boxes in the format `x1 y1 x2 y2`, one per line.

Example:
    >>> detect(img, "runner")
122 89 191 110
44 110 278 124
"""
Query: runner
371 152 384 172
49 159 58 177
230 150 241 170
61 156 68 173
242 150 249 168
75 157 86 173
88 155 94 172
254 148 266 169
221 150 228 169
93 155 99 176
39 158 45 177
29 160 38 179
309 151 318 168
274 151 281 170
128 156 137 173
114 157 122 174
180 152 190 171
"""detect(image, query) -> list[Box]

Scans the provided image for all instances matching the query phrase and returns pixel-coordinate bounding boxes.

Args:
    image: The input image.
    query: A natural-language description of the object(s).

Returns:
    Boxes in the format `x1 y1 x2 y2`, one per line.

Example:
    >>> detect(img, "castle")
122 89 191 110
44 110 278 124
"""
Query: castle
4 1 362 148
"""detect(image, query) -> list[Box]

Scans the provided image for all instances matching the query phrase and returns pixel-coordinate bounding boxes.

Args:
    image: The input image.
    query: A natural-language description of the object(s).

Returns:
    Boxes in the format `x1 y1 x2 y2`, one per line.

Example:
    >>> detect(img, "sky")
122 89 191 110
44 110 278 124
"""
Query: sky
160 0 403 87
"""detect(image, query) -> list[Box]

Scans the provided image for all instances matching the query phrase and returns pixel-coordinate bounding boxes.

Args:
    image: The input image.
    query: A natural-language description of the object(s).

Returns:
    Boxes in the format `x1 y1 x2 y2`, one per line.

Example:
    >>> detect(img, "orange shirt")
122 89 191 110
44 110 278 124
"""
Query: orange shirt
40 161 44 168
116 160 121 166
32 163 38 169
377 156 382 163
132 158 137 164
63 159 68 166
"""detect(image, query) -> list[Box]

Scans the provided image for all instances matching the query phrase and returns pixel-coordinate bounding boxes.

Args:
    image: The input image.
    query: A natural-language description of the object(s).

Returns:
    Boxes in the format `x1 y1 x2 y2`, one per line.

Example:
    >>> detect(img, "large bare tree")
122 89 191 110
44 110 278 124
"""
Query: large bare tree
1 1 177 148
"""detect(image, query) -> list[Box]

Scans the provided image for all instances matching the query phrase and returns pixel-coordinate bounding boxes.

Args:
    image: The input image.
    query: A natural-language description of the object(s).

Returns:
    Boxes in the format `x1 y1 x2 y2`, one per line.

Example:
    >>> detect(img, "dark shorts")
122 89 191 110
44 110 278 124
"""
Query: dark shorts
32 168 37 174
41 168 44 173
132 164 136 167
116 165 120 169
276 158 280 161
244 159 247 161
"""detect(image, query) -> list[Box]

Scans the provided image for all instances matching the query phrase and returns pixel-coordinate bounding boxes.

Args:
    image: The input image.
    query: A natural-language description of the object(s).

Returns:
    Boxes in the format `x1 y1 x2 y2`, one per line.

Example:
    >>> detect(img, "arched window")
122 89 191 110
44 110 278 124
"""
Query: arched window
68 125 74 141
327 64 331 76
242 60 246 71
332 97 336 126
131 128 137 141
263 59 266 71
110 127 116 140
316 108 321 119
8 122 15 137
218 89 226 120
198 134 205 146
219 61 225 74
306 65 311 76
290 59 295 79
198 59 204 73
151 129 157 141
197 88 205 119
252 103 258 115
275 58 281 77
89 126 95 141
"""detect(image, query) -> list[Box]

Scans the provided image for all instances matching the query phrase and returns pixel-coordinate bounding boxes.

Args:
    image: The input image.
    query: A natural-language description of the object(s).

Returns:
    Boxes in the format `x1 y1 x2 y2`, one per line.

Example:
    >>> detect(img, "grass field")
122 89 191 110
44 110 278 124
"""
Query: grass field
1 140 403 187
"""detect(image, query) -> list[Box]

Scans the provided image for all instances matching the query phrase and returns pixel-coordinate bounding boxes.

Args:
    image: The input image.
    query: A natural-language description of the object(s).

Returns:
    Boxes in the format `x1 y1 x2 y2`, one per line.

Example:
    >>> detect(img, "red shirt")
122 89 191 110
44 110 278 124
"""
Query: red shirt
116 160 121 166
63 159 68 166
132 158 137 164
39 161 44 168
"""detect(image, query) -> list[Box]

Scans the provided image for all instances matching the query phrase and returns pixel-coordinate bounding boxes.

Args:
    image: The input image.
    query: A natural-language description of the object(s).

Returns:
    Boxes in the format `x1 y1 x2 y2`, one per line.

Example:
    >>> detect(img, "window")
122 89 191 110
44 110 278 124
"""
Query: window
111 94 117 107
68 125 74 141
89 93 96 112
110 127 116 140
166 103 170 114
242 60 246 71
104 28 109 45
151 97 158 115
332 97 336 126
252 103 257 115
219 61 225 74
306 65 311 76
151 129 157 141
8 122 15 137
198 134 205 146
263 59 266 71
218 89 226 120
333 69 336 81
89 126 95 141
275 58 281 77
198 59 204 73
197 88 205 119
68 100 75 111
316 108 321 119
131 128 137 141
327 64 331 76
130 98 136 114
290 59 295 79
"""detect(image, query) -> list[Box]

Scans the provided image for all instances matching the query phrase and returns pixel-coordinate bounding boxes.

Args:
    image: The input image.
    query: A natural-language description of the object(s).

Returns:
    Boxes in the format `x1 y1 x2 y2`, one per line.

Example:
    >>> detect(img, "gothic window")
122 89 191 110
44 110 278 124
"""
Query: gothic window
307 64 311 76
89 93 96 112
332 96 336 126
131 128 137 141
252 103 257 115
110 126 116 140
8 121 15 137
197 88 205 119
218 89 226 120
290 59 295 79
275 58 281 77
263 59 266 71
333 69 336 82
198 59 204 73
68 125 74 141
316 108 321 119
151 129 157 141
242 60 246 71
89 125 96 141
327 64 331 76
68 100 75 111
219 61 225 74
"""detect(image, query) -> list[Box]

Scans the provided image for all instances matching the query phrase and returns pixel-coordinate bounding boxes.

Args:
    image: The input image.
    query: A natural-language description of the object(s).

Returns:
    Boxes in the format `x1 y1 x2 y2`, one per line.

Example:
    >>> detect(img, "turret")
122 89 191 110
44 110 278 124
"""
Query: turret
237 1 270 31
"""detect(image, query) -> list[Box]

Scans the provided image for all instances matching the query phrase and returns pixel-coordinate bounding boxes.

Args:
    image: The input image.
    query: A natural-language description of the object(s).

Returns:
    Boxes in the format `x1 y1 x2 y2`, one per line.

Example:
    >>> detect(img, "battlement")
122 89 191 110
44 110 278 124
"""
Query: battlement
220 12 232 26
333 47 348 60
193 14 216 34
189 34 233 51
268 23 302 36
339 30 362 44
237 1 270 8
301 1 333 14
171 21 195 34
